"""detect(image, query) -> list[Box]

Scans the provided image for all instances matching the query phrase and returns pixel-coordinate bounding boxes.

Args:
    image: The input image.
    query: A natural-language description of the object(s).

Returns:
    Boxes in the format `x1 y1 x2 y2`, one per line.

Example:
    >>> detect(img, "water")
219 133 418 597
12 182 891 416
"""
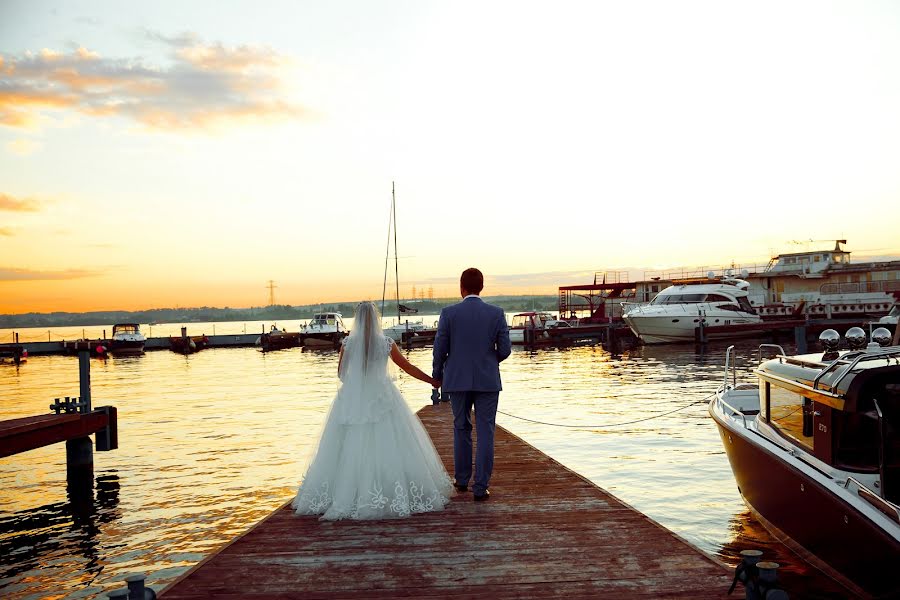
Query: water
0 321 831 598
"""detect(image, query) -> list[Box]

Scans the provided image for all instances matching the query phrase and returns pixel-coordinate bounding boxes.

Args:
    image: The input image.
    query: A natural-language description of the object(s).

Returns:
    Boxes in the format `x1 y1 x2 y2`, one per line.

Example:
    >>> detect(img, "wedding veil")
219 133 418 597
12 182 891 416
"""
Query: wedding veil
340 301 390 383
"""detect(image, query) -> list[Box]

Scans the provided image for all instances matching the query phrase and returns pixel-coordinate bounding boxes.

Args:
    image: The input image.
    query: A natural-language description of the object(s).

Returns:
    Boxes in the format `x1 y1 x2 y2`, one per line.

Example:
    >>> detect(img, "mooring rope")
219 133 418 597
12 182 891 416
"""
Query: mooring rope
494 392 716 429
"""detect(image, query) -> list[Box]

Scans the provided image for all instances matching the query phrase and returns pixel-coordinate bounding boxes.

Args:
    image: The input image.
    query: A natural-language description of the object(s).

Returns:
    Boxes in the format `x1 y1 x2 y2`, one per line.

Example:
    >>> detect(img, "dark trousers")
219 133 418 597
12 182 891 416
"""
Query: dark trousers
447 391 499 495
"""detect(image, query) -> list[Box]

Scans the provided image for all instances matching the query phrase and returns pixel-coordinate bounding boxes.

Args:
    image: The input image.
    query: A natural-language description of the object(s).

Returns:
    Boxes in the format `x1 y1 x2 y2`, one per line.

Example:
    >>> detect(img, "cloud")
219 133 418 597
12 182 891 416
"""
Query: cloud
0 33 307 131
0 267 99 281
5 138 41 155
0 193 40 211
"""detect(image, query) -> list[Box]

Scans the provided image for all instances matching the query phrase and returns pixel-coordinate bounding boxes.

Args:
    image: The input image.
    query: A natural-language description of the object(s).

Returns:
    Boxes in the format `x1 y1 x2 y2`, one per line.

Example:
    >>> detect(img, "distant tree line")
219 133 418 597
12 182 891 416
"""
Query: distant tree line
0 296 560 328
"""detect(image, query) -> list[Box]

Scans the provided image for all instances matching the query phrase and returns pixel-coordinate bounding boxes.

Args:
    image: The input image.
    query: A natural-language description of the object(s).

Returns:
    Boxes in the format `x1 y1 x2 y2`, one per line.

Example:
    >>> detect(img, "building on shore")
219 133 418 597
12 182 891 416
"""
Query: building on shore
560 241 900 321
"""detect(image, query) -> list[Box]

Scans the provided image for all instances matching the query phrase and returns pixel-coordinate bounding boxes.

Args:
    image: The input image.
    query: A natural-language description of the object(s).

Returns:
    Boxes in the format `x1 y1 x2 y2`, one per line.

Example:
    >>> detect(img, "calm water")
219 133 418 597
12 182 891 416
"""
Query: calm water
0 321 836 598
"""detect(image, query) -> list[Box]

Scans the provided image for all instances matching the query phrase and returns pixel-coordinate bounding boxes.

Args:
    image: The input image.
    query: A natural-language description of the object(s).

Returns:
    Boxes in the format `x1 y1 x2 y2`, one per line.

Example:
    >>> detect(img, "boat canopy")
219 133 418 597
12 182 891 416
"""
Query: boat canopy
755 347 900 497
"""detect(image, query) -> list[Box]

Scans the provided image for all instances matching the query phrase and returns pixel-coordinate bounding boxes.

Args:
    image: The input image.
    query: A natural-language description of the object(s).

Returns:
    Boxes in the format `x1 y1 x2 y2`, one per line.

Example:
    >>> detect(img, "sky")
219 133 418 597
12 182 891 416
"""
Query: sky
2 0 900 313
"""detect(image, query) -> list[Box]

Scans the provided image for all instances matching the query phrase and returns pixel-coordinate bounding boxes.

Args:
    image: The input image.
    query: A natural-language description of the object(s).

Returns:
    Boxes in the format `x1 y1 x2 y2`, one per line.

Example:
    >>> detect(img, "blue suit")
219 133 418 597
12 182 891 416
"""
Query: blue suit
432 296 511 495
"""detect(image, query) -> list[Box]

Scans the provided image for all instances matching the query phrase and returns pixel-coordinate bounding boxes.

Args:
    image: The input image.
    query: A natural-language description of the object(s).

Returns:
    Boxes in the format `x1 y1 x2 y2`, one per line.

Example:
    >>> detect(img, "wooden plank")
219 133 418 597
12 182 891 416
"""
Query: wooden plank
160 406 735 599
0 411 108 458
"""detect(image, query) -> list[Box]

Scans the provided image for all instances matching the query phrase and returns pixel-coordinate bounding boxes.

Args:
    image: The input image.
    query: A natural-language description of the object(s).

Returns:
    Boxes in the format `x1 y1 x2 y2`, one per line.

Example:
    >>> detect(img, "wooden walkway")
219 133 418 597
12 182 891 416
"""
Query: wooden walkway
160 405 734 599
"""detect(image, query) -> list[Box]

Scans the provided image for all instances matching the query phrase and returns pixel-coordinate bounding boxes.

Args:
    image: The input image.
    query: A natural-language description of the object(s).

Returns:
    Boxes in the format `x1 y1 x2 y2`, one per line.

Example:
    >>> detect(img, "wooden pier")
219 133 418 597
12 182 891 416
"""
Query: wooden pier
160 406 735 599
0 410 114 459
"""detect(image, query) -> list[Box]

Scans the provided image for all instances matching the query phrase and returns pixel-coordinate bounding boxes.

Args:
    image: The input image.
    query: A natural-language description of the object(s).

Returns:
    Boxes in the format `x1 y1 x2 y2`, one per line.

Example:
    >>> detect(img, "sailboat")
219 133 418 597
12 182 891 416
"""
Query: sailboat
381 182 431 343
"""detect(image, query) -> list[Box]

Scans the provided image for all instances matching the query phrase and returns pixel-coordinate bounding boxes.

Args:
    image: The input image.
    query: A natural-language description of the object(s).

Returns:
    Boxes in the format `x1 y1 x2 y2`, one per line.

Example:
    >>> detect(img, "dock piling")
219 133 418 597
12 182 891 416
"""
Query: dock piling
794 325 808 354
78 350 92 413
695 320 708 345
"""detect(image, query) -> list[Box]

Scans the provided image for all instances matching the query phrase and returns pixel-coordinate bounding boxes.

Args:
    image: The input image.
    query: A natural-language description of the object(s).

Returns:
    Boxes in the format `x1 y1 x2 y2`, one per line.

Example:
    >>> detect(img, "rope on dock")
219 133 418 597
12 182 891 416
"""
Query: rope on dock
496 392 715 429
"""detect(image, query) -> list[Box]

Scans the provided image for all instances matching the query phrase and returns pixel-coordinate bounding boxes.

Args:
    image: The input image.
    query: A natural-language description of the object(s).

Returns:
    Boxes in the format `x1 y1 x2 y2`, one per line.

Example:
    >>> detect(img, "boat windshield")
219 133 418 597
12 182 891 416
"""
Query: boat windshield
737 297 755 314
511 315 533 328
651 293 709 304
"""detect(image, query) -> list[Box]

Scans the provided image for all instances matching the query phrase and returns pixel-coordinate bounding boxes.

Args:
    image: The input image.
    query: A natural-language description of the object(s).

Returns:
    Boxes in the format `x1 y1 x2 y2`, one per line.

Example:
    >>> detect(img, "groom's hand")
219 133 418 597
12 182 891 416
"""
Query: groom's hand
433 379 442 389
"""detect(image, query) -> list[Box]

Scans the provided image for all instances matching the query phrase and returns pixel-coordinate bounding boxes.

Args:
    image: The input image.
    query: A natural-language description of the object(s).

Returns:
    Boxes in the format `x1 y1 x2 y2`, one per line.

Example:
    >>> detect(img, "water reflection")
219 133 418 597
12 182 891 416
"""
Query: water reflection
718 509 853 599
0 472 121 592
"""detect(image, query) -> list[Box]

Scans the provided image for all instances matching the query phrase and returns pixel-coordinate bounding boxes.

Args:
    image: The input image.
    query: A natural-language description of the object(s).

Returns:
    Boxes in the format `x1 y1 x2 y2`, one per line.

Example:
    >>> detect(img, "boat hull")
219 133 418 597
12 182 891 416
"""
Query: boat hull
711 408 900 598
623 314 758 344
108 340 144 356
258 332 300 352
302 332 346 348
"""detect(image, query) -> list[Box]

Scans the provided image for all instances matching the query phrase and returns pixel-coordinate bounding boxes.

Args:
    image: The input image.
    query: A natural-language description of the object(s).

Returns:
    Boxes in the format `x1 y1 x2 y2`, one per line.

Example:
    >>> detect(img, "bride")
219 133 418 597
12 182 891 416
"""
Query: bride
292 301 453 520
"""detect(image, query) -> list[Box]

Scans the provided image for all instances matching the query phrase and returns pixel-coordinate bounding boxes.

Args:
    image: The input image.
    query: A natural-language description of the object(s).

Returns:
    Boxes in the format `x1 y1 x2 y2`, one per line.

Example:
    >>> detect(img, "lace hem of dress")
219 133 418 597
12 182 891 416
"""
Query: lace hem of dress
293 478 451 520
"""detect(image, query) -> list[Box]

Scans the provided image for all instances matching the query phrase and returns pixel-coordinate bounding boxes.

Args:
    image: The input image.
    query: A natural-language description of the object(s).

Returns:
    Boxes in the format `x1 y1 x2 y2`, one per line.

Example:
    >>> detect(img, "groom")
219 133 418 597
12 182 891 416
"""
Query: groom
432 268 511 501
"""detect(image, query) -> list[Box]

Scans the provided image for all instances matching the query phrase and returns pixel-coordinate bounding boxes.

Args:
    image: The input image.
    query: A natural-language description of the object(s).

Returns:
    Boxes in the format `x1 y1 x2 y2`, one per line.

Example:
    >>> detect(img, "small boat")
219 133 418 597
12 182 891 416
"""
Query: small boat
256 328 301 352
509 311 568 345
108 323 145 356
622 277 761 344
710 328 900 598
169 334 210 354
301 313 347 347
383 319 430 342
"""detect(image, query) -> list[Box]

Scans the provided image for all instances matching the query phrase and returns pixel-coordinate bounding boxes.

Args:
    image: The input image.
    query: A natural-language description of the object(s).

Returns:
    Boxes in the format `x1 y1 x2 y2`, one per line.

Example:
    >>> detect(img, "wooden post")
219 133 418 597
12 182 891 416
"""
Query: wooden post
607 323 618 354
66 436 93 474
794 325 808 354
65 436 95 515
78 350 91 414
695 320 707 345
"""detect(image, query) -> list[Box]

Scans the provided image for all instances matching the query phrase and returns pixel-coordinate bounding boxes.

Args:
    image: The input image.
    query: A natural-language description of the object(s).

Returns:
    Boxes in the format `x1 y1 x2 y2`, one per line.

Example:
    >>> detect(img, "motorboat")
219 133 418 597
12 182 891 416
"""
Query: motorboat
710 329 900 598
302 313 348 347
509 311 566 345
622 277 761 344
383 319 430 342
170 330 210 354
877 303 899 327
108 323 145 356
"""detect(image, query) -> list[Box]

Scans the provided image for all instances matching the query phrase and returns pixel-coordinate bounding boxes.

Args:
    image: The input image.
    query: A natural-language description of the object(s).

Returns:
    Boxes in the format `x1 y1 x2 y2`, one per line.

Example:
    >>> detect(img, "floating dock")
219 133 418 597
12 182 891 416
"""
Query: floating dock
159 406 735 599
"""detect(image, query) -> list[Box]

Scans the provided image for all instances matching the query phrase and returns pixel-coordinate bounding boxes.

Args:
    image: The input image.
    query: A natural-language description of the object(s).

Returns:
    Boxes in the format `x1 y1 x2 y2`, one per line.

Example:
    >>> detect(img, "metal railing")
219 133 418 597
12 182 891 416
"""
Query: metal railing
813 347 900 393
840 476 900 524
819 280 900 295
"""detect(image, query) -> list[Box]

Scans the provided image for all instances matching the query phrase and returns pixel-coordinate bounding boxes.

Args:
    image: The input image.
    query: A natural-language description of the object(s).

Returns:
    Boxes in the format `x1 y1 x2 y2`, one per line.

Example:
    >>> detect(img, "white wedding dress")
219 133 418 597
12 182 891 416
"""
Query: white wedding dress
292 313 452 521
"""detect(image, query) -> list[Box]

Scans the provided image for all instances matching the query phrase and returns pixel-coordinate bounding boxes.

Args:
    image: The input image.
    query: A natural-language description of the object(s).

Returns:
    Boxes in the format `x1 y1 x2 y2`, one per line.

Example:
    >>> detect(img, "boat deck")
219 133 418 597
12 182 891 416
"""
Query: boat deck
159 405 734 599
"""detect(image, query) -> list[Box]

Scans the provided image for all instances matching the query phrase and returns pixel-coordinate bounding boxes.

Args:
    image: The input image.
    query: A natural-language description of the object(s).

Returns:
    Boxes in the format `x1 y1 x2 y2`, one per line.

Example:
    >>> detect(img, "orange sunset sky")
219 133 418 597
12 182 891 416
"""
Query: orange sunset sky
2 1 900 314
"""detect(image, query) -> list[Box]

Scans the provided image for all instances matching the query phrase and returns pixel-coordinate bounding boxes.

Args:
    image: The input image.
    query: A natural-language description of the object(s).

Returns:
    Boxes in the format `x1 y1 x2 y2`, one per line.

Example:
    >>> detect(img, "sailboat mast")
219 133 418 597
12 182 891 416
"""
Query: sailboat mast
381 189 393 318
392 181 401 323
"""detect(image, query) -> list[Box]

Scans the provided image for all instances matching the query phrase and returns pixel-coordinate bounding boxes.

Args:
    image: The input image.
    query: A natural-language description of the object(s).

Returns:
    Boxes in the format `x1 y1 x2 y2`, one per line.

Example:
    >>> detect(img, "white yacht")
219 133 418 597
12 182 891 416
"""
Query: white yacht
108 323 146 355
622 278 760 344
302 312 348 347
